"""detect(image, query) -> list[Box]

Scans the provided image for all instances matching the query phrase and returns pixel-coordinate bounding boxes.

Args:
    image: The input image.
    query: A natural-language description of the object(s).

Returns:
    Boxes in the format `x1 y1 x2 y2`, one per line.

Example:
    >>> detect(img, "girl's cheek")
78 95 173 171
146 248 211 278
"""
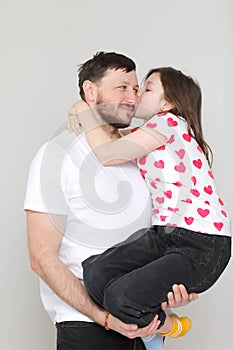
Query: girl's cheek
139 94 146 103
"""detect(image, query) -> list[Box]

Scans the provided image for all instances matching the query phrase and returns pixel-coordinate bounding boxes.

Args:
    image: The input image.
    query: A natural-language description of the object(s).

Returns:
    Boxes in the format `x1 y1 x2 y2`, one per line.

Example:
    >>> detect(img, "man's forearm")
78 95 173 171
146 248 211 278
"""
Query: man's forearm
33 254 105 326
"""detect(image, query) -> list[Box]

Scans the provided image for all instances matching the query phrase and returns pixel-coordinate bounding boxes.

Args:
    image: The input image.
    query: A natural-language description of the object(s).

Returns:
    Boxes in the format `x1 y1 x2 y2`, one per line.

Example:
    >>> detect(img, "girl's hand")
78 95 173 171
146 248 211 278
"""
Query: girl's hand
66 115 81 135
66 100 89 135
161 284 198 310
69 100 89 115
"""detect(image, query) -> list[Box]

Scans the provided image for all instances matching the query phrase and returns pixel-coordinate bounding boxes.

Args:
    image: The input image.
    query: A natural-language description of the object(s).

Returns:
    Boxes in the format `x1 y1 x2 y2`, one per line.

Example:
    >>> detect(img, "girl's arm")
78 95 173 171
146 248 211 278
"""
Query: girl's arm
119 128 137 136
77 104 167 166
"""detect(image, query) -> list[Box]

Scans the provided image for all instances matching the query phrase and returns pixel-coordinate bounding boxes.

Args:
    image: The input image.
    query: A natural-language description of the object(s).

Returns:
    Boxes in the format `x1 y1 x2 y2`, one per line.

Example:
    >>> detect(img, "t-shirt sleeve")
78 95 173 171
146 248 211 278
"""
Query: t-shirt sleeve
24 142 69 215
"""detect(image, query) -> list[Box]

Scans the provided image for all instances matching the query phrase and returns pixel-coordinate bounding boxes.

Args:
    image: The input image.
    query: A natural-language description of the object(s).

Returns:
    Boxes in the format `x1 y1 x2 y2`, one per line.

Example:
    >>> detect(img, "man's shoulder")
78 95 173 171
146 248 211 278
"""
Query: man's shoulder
45 130 78 154
31 130 83 165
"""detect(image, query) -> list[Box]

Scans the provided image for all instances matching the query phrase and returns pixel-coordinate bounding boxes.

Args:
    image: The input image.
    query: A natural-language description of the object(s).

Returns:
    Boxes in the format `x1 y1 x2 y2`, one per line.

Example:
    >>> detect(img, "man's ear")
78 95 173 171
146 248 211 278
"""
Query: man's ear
160 99 175 112
82 80 98 103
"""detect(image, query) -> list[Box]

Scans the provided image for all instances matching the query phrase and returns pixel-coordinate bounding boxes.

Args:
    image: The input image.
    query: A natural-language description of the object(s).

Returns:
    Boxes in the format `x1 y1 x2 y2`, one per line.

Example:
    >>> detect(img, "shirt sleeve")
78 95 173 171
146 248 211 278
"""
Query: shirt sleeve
24 142 69 215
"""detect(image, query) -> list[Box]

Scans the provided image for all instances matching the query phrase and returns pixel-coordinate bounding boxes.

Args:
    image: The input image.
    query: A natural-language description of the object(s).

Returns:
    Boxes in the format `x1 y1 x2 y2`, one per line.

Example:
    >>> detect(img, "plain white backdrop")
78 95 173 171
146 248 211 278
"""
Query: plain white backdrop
0 0 232 349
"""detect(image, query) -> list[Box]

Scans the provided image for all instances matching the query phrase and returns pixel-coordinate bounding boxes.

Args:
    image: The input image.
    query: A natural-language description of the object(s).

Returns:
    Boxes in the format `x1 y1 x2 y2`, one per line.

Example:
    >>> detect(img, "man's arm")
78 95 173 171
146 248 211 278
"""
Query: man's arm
27 210 106 325
27 210 162 338
27 209 197 338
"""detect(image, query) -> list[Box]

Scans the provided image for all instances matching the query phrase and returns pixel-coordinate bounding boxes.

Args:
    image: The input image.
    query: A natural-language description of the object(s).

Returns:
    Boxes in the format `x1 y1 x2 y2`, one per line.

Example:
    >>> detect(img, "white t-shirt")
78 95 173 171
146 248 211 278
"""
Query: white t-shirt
24 131 151 323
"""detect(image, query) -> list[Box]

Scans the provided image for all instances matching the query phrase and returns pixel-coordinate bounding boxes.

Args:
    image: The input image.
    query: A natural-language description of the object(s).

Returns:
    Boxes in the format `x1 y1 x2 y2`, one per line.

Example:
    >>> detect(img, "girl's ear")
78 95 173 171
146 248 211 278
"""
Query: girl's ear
160 99 175 112
82 80 98 103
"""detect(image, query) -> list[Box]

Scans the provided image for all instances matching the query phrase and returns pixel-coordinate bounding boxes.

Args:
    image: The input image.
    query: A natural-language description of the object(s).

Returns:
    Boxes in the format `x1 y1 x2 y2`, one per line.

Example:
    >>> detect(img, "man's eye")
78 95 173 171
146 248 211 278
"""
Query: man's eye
145 88 151 92
119 85 127 90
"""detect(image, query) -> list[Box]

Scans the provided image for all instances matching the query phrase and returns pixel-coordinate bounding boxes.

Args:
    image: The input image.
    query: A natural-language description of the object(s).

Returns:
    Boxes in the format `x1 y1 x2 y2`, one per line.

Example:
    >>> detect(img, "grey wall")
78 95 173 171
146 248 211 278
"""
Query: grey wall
0 0 232 349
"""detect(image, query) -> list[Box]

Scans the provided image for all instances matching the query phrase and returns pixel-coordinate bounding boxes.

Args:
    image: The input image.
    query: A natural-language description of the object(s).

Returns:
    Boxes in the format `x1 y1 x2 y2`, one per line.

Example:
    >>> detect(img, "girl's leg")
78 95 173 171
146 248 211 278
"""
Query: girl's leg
103 252 191 327
82 226 165 308
142 334 164 350
103 229 231 327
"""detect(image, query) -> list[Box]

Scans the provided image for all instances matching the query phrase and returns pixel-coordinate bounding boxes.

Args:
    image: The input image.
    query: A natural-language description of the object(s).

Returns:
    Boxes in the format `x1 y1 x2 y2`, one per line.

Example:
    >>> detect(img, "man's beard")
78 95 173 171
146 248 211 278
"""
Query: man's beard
95 96 136 129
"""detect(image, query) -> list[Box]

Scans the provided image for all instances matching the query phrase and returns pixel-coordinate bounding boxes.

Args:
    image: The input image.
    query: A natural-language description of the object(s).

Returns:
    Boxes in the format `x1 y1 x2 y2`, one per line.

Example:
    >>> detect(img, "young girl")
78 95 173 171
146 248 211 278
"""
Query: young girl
67 67 231 349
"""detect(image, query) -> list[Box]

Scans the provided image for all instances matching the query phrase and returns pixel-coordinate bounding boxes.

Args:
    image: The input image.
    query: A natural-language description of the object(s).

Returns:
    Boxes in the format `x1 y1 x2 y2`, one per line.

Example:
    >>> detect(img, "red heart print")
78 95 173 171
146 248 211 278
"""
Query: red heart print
154 160 164 169
208 170 214 179
214 222 223 231
166 223 177 227
130 127 139 133
190 189 200 197
173 181 182 187
191 176 197 186
146 122 157 128
175 149 185 159
174 162 186 173
153 208 160 215
219 198 224 206
181 198 192 203
150 181 157 189
168 207 179 212
167 117 178 127
157 145 166 151
155 178 161 182
221 210 227 217
183 133 191 142
204 185 213 195
158 112 167 117
160 215 167 221
156 197 165 204
204 201 210 205
197 208 210 218
140 169 147 179
185 217 194 225
167 135 175 144
193 159 202 169
164 190 172 198
139 156 147 165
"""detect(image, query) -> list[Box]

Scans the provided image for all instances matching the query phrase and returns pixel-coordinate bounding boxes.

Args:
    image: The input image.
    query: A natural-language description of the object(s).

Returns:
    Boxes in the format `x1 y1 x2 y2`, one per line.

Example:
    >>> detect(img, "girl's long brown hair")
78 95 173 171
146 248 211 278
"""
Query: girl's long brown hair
145 68 213 167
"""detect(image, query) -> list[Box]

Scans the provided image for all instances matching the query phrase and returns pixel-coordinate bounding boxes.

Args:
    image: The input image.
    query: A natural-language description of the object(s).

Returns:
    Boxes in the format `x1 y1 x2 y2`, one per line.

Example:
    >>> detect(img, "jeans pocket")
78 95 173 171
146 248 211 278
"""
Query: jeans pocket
179 230 216 265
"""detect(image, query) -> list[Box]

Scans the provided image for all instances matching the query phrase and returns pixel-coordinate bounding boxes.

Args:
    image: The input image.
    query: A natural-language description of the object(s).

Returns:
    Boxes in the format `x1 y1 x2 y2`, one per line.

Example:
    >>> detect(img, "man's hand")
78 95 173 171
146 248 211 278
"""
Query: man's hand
161 284 198 310
107 313 160 339
103 283 197 339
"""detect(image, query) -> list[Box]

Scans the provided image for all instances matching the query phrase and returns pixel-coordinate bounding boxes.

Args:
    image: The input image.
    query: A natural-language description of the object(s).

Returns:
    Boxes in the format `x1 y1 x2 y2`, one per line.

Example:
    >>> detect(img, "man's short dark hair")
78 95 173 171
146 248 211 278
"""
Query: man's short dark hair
78 51 136 100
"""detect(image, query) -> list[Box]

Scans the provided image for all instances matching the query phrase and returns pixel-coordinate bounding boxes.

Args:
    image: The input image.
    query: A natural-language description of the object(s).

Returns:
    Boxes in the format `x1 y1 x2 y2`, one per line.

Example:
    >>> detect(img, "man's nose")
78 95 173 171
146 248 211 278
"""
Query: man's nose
125 89 138 104
137 88 143 97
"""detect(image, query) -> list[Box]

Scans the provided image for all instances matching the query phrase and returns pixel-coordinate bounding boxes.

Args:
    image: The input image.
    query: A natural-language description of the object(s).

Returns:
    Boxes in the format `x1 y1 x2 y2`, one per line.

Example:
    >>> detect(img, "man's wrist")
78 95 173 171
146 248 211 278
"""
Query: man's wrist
92 307 106 327
104 311 110 330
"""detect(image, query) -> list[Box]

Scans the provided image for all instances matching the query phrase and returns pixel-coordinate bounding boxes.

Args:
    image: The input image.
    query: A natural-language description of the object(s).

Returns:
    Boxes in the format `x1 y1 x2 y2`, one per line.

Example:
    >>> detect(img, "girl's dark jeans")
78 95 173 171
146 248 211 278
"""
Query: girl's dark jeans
82 225 231 327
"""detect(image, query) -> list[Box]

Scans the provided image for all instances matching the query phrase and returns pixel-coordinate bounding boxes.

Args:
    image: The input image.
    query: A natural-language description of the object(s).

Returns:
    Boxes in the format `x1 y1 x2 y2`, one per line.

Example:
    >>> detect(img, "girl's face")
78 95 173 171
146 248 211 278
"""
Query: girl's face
135 72 171 120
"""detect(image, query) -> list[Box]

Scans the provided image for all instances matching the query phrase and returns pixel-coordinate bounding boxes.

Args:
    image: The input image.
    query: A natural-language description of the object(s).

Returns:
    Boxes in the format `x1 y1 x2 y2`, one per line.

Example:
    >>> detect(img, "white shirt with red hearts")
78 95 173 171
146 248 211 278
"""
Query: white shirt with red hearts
138 112 231 237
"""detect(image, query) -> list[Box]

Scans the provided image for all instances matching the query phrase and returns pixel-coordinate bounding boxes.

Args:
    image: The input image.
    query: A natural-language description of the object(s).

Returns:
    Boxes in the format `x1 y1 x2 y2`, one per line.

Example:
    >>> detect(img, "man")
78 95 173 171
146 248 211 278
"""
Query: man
24 52 197 350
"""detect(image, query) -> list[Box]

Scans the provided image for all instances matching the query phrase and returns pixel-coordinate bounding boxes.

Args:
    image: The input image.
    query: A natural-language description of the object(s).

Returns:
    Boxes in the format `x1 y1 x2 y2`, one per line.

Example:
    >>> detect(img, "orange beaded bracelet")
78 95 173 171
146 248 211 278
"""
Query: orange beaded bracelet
104 311 110 330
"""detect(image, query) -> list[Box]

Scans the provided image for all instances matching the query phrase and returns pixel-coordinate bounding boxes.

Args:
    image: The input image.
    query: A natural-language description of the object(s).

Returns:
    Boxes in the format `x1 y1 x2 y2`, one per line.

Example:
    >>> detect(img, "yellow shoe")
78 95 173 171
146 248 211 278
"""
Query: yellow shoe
159 313 192 338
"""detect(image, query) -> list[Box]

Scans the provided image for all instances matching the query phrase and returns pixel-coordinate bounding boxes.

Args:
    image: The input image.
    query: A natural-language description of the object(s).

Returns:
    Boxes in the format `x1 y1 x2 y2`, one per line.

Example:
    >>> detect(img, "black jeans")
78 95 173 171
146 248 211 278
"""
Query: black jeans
56 321 146 350
82 226 231 327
